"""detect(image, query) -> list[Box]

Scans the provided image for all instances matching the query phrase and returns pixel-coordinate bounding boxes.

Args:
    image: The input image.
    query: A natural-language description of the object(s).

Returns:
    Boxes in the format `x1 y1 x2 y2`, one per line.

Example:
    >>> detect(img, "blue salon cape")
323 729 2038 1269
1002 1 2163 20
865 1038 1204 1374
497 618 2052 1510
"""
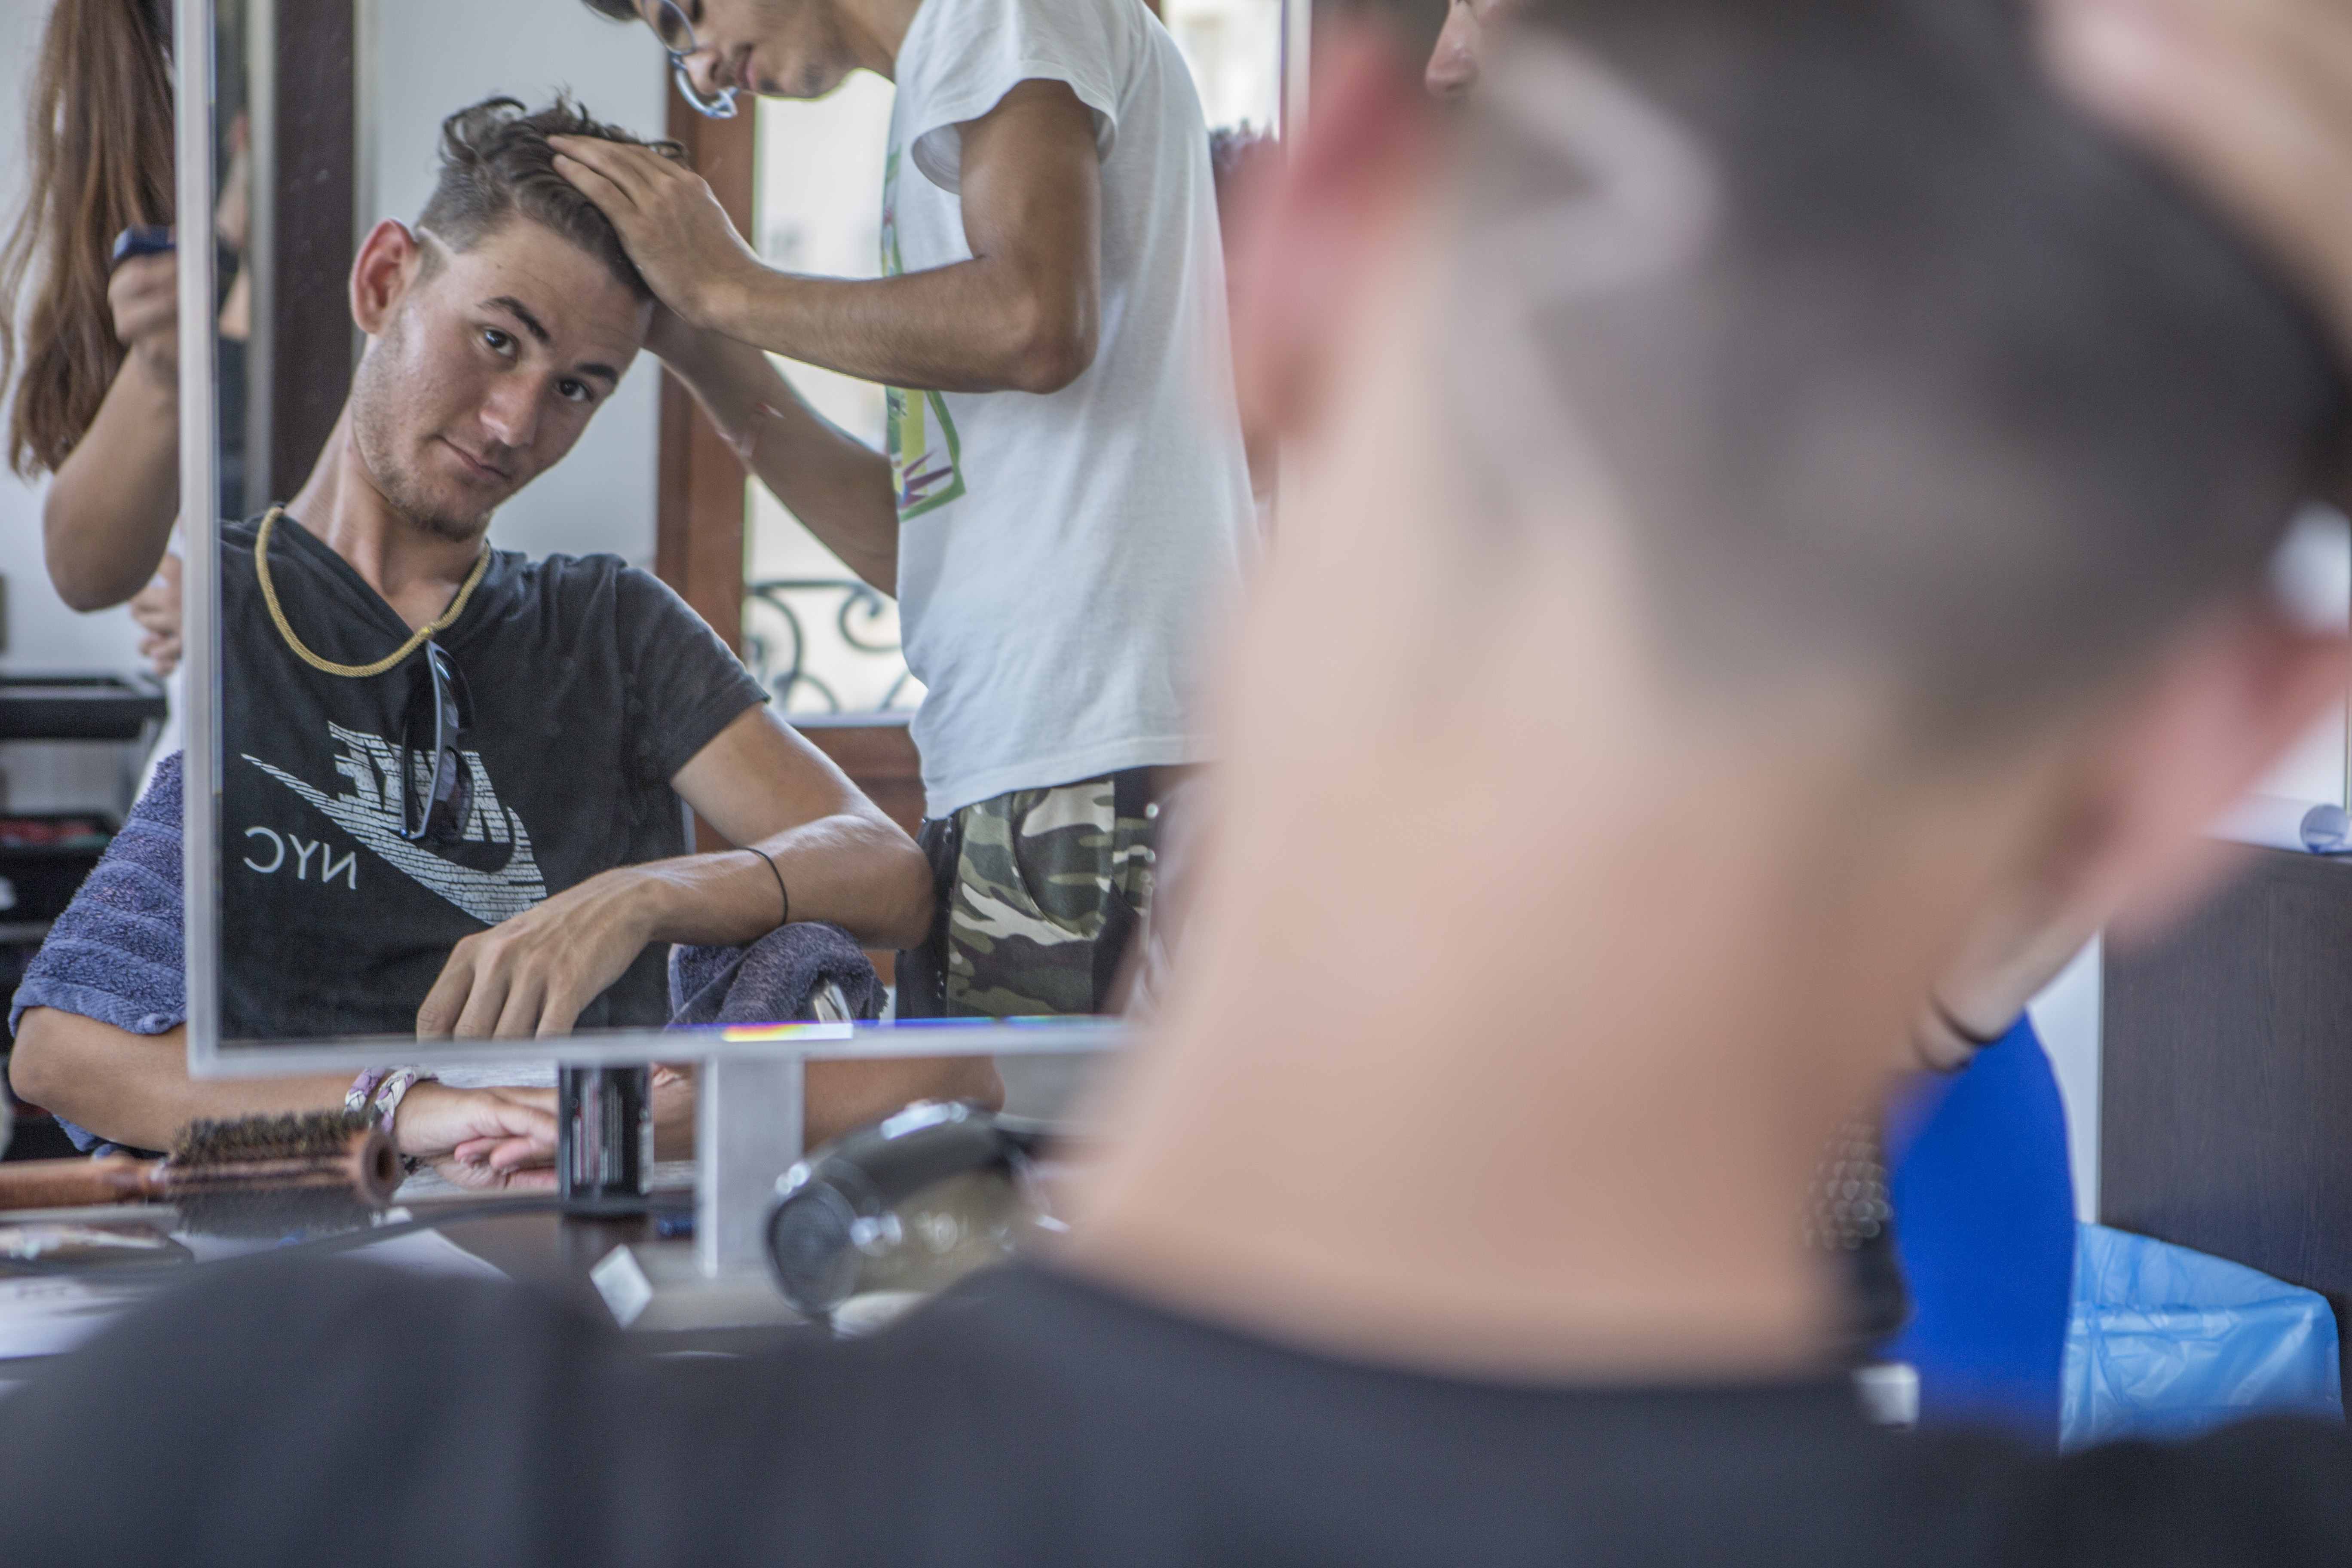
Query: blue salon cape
1882 1016 2076 1446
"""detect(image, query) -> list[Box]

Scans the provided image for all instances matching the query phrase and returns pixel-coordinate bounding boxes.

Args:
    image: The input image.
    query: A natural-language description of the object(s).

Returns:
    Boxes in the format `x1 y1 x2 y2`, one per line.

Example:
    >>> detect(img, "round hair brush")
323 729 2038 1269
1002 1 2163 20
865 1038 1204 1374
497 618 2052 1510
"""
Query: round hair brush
0 1110 401 1228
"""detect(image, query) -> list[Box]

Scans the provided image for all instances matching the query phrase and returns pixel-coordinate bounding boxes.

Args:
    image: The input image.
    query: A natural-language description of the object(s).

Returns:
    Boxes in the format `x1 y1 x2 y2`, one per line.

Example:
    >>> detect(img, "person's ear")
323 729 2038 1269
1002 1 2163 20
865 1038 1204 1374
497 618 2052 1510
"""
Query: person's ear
1227 25 1440 446
2040 602 2352 937
349 219 425 337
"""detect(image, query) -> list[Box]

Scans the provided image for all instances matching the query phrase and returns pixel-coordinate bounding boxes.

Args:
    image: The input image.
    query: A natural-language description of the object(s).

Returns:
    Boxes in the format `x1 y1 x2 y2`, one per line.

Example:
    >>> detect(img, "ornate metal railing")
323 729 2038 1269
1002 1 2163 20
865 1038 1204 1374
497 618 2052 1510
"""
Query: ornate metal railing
743 577 918 714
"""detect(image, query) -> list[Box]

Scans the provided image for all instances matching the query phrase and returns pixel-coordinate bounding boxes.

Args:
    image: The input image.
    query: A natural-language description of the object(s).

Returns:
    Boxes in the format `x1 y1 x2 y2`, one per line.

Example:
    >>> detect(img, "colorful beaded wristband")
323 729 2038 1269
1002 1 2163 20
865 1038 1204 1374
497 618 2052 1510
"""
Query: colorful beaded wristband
346 1066 438 1174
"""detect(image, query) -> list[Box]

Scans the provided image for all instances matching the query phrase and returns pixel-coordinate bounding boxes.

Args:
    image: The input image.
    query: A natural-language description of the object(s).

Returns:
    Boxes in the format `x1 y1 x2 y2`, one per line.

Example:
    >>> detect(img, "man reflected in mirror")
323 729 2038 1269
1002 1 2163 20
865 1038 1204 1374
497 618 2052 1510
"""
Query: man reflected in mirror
6 98 990 1187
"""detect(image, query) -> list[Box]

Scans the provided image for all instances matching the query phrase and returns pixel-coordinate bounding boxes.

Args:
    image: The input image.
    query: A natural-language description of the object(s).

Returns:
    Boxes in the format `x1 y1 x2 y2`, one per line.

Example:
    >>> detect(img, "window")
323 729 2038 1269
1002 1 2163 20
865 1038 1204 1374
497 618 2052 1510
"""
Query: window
746 77 920 714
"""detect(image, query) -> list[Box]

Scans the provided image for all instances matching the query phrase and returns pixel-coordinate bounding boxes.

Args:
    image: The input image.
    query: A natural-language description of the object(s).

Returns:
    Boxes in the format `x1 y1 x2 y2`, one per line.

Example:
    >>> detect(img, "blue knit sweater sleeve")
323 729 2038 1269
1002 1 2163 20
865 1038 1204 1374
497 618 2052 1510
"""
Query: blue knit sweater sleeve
10 750 186 1040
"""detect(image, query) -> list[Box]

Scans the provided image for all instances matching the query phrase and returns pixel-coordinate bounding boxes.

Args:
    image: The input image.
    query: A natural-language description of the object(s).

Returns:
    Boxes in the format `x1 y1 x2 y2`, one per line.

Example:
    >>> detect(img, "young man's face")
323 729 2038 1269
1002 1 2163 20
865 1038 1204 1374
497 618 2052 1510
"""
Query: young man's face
651 0 861 103
347 218 651 541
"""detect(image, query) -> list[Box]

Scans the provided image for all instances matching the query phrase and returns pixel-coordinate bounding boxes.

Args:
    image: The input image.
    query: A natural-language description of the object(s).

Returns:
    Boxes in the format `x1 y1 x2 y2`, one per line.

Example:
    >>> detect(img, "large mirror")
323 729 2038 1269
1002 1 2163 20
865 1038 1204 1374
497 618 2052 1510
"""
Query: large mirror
182 0 1292 1066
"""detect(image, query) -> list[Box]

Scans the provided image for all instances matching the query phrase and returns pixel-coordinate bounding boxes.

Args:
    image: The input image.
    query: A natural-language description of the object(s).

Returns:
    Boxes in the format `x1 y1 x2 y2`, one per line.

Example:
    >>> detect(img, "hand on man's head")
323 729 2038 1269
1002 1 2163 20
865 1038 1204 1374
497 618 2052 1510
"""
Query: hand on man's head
548 135 764 331
2039 0 2352 363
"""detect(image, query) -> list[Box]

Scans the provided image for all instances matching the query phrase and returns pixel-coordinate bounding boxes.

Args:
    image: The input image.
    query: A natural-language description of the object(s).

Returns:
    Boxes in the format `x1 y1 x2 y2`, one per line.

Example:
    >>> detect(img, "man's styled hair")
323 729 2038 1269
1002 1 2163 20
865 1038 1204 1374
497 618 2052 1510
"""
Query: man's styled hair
1460 0 2349 745
415 95 680 300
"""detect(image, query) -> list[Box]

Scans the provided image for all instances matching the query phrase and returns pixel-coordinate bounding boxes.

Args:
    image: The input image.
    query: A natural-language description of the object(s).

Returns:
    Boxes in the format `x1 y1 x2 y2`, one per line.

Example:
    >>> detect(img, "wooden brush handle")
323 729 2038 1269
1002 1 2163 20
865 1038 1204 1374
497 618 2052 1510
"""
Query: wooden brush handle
0 1155 161 1210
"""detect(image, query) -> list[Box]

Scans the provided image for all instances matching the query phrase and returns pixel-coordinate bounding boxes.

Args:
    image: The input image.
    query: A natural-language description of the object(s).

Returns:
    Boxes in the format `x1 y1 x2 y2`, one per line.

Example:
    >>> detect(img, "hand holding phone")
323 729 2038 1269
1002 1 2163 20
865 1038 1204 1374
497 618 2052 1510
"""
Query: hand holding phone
106 230 179 388
109 224 174 270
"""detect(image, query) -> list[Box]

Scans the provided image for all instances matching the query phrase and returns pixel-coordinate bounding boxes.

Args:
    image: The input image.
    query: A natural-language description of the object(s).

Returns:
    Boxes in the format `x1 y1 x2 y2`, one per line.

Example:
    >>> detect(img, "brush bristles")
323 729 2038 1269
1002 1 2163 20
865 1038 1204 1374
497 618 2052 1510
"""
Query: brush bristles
162 1109 400 1236
172 1109 374 1166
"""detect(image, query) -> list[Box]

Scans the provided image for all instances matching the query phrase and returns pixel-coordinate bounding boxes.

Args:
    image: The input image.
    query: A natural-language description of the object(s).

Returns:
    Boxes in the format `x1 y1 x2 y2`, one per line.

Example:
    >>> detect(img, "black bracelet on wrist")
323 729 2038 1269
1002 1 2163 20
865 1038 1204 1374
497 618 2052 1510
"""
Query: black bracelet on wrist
748 847 790 927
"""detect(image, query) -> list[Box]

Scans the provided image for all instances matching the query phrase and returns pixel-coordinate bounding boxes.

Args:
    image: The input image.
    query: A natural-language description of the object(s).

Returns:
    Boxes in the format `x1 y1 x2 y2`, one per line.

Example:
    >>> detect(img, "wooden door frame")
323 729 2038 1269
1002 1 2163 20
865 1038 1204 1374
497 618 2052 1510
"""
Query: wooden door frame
251 0 358 507
654 97 757 651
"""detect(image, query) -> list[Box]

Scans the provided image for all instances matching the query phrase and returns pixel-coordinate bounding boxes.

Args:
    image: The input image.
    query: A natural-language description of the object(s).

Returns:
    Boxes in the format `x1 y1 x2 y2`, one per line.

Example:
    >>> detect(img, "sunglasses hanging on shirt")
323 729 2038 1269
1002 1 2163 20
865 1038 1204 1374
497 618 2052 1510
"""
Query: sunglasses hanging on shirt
400 641 475 844
253 505 490 845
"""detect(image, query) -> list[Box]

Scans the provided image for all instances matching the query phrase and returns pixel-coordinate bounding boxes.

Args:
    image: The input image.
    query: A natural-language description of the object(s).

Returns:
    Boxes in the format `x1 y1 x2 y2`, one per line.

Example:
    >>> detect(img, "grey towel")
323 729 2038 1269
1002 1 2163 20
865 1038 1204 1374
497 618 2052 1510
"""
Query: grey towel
667 921 882 1027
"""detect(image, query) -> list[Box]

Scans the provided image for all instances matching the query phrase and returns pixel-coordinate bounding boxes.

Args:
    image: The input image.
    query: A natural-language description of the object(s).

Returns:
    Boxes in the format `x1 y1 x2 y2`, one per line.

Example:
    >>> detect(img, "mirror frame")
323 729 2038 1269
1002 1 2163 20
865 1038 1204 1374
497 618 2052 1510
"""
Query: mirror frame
172 0 1197 1075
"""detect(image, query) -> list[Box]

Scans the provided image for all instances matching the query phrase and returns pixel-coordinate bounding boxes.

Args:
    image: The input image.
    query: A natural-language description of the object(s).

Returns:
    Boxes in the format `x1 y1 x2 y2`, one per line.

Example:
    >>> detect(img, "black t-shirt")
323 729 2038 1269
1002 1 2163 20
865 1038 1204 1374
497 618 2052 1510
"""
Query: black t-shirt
6 1255 2352 1565
218 513 765 1038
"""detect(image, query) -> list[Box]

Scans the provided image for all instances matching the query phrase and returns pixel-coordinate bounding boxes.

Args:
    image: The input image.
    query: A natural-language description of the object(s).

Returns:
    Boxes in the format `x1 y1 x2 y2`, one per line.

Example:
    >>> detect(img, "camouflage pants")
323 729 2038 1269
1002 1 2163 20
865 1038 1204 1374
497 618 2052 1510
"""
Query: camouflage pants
895 771 1157 1018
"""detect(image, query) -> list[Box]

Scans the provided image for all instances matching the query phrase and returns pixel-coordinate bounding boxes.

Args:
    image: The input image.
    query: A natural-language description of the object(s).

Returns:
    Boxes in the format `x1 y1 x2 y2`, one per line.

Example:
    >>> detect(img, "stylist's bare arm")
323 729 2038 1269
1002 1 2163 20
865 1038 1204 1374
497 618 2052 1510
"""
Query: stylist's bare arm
550 80 1101 393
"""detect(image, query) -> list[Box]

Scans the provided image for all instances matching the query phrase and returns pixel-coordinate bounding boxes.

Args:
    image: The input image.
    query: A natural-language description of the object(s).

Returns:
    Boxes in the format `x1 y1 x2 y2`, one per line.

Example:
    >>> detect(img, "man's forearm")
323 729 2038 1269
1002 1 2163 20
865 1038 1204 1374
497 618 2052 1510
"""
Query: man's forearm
685 81 1099 397
616 809 934 955
7 1012 349 1155
657 328 900 593
705 261 1092 398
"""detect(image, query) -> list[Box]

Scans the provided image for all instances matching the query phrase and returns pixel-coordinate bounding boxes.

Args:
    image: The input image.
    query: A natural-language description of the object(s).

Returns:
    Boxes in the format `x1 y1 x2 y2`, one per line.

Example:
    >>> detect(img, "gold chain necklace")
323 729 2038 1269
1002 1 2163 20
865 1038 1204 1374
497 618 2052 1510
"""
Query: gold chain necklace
254 504 491 679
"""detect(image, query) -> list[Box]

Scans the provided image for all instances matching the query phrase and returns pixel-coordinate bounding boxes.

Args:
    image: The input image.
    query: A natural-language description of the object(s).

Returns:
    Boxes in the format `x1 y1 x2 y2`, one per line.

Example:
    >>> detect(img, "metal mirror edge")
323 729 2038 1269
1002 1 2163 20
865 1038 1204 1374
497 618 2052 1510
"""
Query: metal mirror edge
178 0 224 1078
190 1020 1132 1077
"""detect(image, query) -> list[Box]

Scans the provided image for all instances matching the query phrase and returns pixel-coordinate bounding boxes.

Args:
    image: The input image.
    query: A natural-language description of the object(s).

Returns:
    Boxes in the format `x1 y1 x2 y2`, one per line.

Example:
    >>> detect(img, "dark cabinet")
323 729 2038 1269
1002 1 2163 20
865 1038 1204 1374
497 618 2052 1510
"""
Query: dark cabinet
2103 845 2352 1386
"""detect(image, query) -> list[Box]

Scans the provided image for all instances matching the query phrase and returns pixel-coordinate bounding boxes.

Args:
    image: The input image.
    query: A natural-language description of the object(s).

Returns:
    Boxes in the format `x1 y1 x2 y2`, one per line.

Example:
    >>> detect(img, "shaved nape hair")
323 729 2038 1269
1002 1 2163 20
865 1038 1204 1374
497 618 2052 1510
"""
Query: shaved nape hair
1453 0 2349 750
415 95 683 302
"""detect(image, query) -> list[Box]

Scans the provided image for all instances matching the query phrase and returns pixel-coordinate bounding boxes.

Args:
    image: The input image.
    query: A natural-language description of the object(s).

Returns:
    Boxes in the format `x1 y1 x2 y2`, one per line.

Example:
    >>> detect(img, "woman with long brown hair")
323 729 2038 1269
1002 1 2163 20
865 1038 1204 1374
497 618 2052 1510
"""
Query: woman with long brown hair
0 0 183 639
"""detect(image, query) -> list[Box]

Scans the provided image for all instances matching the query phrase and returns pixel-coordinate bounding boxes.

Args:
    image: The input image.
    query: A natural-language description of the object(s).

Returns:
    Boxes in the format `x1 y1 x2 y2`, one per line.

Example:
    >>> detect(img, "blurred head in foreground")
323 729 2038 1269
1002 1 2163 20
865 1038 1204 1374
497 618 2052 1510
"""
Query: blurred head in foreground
1072 0 2351 1378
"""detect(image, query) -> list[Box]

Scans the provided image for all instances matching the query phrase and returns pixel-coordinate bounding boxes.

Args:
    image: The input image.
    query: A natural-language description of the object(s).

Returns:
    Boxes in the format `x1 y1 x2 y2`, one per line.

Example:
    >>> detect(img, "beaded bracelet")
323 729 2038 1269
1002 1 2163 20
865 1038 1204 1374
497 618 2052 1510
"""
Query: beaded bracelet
344 1068 388 1116
346 1066 438 1174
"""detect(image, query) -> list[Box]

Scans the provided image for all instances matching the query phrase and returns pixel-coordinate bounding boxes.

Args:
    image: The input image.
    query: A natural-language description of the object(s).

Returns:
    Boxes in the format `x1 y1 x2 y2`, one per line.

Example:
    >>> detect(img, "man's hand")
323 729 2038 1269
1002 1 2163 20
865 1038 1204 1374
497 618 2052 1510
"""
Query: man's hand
130 552 182 676
415 867 659 1039
108 251 179 389
548 136 763 330
2040 0 2352 358
392 1081 559 1190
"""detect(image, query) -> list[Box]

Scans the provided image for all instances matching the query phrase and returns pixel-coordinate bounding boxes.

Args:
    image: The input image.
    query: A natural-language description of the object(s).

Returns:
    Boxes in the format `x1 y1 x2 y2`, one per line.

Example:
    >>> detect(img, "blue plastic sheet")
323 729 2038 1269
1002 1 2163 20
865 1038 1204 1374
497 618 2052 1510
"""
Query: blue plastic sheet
2061 1223 2342 1450
1883 1020 2075 1443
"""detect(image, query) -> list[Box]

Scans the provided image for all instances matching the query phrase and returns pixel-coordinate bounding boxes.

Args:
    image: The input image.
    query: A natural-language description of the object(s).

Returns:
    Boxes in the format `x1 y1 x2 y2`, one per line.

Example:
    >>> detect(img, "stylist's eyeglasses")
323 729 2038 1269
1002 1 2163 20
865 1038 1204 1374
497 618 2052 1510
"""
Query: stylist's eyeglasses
400 641 476 844
643 0 738 119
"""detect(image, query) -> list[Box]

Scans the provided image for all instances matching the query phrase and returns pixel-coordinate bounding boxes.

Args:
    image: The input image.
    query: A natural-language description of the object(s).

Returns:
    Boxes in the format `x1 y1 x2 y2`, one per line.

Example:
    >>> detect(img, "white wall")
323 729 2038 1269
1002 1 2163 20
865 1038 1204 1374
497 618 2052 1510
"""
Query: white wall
360 0 666 567
2028 937 2103 1223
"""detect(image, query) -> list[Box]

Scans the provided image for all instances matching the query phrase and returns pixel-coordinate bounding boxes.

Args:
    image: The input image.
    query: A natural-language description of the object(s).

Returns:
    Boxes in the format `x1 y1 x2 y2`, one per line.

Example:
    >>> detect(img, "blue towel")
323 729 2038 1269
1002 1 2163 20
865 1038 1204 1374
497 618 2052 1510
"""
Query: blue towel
668 921 882 1026
9 751 186 1155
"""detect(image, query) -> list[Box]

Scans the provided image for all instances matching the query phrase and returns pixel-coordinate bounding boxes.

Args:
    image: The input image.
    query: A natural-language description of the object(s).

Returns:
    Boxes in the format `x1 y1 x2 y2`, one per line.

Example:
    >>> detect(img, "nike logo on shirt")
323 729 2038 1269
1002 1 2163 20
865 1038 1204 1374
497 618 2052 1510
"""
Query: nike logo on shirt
243 723 548 925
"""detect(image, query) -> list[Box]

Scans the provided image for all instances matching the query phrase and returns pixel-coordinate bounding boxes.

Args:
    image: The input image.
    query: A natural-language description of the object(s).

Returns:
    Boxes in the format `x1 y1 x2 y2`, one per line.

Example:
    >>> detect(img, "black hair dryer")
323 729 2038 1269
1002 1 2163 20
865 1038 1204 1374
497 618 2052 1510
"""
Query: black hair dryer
763 1101 1048 1323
